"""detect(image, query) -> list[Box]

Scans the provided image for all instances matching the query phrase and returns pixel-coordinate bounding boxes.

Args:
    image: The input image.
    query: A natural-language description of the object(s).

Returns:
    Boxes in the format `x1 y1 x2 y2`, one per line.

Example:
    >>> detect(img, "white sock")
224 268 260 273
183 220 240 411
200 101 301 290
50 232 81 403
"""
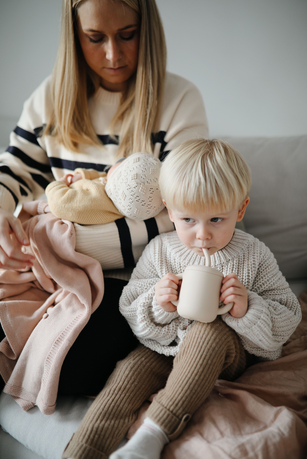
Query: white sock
109 418 169 459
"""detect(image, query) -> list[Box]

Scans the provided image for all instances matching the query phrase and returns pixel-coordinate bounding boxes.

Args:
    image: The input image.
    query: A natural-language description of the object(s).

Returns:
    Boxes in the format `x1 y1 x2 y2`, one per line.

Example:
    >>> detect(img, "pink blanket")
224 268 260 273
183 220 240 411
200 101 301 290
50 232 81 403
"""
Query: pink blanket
130 292 307 459
0 201 104 414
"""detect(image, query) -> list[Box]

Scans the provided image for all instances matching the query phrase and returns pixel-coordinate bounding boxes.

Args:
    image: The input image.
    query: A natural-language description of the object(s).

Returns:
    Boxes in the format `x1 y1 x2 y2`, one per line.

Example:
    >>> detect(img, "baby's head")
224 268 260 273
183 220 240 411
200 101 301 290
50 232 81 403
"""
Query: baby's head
159 139 252 255
105 152 165 221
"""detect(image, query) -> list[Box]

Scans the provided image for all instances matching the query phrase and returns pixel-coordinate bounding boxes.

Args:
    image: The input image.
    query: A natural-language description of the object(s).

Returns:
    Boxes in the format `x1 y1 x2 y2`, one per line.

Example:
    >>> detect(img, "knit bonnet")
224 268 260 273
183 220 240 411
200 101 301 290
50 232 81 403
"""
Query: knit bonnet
105 152 165 221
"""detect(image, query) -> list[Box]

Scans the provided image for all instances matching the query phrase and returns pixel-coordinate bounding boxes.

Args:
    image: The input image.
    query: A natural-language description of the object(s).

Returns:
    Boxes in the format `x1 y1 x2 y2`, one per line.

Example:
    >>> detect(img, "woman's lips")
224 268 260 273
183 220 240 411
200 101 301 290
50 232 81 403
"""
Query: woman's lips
105 66 126 74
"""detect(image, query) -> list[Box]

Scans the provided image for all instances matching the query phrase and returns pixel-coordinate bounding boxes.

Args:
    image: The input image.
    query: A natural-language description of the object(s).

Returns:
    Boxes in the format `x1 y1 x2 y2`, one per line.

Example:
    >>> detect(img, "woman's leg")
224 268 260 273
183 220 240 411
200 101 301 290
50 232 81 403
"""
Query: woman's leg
62 344 173 459
58 278 139 396
147 318 247 439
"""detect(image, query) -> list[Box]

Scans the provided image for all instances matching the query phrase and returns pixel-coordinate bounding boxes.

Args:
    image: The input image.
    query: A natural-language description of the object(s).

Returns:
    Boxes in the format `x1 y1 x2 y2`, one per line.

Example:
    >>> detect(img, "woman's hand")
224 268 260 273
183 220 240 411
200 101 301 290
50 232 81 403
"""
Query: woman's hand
220 273 248 318
0 208 35 270
155 273 181 312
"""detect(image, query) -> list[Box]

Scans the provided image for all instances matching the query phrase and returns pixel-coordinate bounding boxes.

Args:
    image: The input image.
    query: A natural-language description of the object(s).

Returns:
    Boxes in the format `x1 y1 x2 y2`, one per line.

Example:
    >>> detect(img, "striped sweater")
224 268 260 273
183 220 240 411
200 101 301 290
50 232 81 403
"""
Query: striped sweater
119 229 302 360
0 72 208 269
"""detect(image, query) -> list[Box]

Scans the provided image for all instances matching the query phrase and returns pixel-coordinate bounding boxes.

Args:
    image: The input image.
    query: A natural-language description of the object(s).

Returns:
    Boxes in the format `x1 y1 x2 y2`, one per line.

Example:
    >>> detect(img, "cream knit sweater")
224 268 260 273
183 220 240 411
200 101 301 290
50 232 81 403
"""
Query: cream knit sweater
0 72 208 270
120 229 302 360
0 72 208 214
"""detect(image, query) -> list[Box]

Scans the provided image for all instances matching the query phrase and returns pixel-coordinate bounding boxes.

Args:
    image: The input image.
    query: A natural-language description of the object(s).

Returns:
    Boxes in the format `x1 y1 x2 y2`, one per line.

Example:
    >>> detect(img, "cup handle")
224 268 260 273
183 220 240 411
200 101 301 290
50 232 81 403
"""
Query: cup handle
217 302 233 315
171 273 183 307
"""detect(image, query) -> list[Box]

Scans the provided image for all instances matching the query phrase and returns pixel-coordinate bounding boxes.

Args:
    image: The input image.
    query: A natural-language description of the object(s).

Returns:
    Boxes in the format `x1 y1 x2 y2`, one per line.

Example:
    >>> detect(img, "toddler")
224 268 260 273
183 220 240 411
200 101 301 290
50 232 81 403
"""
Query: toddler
63 139 301 459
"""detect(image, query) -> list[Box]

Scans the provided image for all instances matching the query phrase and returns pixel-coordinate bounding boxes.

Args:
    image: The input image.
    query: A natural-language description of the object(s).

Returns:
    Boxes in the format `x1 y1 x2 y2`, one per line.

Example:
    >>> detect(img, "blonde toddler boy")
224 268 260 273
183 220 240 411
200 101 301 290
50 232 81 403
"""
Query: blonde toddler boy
63 139 301 459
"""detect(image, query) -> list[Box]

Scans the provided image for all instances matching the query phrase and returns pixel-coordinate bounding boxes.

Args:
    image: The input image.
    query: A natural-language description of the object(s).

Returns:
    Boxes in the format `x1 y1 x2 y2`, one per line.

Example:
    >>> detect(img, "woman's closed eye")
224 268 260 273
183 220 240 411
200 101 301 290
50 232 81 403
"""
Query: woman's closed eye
120 32 137 41
88 32 137 44
88 35 104 43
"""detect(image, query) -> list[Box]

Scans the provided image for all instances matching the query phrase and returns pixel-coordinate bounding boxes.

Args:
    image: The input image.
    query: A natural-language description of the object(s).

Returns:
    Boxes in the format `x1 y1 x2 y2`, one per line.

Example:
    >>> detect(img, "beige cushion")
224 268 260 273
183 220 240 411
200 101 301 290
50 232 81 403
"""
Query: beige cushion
223 135 307 280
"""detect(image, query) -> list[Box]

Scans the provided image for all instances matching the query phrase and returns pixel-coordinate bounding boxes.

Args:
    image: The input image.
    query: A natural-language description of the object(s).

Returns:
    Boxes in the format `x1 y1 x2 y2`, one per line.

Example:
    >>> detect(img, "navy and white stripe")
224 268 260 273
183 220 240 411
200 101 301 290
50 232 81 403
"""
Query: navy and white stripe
115 216 162 268
1 125 171 200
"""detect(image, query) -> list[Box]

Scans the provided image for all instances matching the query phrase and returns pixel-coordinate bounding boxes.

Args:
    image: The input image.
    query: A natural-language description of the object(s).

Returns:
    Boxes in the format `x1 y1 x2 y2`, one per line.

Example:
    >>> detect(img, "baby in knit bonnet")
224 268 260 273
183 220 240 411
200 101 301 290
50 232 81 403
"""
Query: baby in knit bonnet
45 152 165 225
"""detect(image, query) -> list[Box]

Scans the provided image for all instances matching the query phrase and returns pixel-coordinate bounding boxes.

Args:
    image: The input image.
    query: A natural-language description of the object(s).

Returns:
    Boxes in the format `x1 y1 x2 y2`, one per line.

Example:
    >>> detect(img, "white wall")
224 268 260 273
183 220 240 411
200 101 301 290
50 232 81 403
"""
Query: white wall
0 0 62 144
0 0 306 144
157 0 307 137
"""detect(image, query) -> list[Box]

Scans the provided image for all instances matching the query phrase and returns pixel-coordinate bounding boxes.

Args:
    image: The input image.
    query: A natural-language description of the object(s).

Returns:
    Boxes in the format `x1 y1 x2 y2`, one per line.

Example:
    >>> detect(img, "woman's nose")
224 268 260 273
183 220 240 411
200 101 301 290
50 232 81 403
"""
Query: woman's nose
105 39 121 63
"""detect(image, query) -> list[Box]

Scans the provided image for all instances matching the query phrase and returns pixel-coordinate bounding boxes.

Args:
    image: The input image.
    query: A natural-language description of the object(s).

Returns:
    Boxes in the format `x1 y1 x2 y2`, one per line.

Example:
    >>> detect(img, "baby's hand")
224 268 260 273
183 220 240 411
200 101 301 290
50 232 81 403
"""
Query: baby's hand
155 273 181 312
59 174 74 185
71 173 82 183
59 173 82 185
220 273 248 318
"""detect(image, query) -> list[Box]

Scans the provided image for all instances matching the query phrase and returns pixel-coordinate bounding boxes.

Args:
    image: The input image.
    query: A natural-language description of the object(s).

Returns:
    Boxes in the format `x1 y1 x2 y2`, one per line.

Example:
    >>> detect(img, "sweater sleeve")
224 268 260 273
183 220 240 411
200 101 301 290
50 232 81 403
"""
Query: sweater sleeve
119 237 182 347
223 243 302 360
0 77 54 212
154 73 209 159
74 168 107 180
45 179 122 225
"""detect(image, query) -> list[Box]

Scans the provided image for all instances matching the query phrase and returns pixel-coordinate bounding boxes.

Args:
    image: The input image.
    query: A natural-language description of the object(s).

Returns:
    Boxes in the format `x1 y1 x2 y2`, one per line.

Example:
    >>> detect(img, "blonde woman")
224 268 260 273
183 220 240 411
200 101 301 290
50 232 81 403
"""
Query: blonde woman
0 0 208 396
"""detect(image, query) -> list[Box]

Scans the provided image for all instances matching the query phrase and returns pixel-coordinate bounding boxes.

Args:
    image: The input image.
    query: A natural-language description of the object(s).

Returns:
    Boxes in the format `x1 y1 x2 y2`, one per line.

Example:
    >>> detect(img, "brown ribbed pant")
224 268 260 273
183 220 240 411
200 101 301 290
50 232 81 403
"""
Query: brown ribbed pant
63 318 247 459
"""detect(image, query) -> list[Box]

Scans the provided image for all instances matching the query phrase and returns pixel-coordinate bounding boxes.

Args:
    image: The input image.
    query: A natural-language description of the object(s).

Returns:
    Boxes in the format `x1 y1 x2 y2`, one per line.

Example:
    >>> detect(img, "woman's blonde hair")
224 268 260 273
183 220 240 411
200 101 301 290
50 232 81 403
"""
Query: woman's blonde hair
159 139 251 212
45 0 166 157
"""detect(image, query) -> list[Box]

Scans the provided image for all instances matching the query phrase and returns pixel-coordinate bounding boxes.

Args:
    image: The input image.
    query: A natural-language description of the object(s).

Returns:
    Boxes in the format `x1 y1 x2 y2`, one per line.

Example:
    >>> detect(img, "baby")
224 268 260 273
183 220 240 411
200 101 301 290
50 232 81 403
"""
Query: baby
45 152 165 225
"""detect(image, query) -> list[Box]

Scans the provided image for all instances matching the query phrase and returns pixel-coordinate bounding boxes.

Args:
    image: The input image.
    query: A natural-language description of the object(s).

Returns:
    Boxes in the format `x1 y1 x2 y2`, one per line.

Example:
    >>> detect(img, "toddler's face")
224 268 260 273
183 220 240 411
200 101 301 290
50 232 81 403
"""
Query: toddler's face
167 199 249 256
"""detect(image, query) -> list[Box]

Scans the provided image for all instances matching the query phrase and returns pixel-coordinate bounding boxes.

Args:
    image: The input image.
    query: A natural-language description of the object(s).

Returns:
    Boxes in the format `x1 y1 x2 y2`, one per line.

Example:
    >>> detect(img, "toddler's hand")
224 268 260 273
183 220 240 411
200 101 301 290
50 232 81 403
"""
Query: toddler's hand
220 273 248 318
155 273 181 312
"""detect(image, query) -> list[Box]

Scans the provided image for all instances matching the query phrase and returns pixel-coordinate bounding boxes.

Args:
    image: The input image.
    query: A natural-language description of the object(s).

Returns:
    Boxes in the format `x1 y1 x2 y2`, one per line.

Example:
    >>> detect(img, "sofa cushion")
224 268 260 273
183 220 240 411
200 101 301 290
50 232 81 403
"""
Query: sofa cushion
0 392 93 459
223 135 307 281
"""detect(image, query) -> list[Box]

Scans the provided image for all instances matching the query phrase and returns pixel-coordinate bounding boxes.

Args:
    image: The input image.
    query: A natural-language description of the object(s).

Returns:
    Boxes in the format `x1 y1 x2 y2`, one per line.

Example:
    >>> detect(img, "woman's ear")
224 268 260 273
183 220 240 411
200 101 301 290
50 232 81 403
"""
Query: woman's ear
163 200 174 222
237 197 250 222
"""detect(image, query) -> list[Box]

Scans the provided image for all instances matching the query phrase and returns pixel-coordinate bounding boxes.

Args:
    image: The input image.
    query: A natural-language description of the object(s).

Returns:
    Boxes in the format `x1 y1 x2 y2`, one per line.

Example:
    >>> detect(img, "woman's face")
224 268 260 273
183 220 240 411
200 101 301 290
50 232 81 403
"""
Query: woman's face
77 0 140 92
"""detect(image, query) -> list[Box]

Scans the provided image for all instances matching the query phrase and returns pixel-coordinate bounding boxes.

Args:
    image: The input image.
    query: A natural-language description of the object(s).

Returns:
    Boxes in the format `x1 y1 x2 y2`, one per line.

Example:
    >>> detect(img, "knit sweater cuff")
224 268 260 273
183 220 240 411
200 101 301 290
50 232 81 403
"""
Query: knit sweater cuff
63 433 108 459
223 291 281 356
152 295 179 324
223 291 265 332
0 185 16 214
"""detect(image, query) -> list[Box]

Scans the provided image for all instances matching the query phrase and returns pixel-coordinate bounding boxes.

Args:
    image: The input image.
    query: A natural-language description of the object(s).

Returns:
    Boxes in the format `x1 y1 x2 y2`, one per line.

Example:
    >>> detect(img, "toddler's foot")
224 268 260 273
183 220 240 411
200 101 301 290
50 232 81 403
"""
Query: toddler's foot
109 418 169 459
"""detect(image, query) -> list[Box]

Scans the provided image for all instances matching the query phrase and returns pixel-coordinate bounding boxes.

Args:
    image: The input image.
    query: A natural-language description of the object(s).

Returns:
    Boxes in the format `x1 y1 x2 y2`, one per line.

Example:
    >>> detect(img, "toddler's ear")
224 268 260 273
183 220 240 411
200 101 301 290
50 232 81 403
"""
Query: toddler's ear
237 197 250 222
163 201 174 222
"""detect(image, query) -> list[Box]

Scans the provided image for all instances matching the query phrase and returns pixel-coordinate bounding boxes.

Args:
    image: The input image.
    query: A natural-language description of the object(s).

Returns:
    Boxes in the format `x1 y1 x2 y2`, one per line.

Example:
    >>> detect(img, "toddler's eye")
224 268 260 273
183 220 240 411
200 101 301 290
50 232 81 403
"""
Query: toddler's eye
211 217 223 223
183 218 195 223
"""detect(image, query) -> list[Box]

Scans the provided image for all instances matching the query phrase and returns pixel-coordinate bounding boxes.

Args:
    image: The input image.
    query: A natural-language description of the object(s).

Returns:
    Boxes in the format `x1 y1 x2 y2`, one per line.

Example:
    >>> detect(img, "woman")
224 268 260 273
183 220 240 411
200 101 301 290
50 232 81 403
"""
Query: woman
0 0 208 397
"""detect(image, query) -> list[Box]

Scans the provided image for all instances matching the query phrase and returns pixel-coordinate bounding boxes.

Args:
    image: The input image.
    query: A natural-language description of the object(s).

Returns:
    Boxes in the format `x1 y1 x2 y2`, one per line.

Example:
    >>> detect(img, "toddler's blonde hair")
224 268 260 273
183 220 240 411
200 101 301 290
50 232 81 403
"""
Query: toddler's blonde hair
159 139 251 212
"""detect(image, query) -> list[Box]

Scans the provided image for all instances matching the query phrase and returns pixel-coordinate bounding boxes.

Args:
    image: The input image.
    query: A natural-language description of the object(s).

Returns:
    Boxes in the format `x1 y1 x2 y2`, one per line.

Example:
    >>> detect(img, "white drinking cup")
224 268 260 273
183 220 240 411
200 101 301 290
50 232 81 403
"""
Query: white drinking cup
172 264 233 323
